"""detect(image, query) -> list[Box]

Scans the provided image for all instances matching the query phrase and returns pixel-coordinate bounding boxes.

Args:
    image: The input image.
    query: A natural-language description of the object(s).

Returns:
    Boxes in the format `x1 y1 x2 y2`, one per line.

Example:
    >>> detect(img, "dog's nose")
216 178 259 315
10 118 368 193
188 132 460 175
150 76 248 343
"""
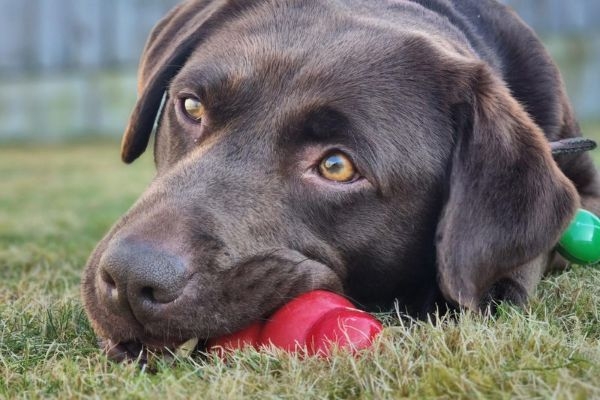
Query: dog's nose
97 239 188 320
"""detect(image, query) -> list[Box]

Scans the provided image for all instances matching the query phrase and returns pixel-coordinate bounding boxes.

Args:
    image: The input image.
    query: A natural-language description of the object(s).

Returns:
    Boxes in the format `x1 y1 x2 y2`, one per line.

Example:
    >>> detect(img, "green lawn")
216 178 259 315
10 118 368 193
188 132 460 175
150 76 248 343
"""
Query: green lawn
1 140 599 399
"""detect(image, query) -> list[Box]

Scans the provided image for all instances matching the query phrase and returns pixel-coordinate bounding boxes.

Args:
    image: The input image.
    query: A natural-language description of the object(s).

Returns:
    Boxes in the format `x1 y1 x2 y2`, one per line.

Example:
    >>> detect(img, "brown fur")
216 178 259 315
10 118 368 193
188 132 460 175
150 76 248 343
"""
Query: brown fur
81 0 600 360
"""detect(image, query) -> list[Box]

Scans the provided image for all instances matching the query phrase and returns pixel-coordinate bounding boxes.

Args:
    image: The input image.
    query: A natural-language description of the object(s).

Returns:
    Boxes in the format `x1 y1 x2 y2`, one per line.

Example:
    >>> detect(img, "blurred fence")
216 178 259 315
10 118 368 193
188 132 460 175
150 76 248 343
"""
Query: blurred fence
0 0 599 140
0 0 179 140
0 0 180 75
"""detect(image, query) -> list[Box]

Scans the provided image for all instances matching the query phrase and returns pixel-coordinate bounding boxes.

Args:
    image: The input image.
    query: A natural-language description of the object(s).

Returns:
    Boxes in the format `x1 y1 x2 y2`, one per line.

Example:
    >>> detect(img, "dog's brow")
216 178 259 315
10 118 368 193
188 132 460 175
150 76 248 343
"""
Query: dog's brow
294 105 350 143
170 68 230 101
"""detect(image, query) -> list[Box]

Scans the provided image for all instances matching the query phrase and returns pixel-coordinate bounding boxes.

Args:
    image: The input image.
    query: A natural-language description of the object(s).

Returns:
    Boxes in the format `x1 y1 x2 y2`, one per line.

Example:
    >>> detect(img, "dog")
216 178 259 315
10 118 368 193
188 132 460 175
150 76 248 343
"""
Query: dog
81 0 600 361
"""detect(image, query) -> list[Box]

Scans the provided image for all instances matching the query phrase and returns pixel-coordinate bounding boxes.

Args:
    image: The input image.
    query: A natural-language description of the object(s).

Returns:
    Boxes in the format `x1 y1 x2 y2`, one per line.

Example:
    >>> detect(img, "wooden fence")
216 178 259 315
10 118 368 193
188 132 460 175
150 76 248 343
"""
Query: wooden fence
0 0 598 140
0 0 179 140
0 0 180 76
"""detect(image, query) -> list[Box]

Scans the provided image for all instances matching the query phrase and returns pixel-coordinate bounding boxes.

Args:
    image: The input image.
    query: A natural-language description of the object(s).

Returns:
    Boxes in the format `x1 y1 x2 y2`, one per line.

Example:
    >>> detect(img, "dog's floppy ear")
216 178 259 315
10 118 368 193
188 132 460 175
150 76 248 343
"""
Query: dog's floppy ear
121 0 254 163
436 64 578 311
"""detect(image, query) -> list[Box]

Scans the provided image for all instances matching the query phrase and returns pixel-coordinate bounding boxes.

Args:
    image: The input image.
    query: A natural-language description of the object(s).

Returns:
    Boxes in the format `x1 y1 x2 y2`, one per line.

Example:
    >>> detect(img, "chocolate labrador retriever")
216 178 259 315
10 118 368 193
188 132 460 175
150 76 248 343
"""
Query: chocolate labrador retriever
82 0 600 361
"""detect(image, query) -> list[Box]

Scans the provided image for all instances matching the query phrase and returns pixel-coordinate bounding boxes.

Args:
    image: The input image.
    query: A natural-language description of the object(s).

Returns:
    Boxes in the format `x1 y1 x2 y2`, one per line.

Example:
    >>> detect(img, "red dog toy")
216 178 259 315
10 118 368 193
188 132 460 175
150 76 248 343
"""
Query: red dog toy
206 290 383 357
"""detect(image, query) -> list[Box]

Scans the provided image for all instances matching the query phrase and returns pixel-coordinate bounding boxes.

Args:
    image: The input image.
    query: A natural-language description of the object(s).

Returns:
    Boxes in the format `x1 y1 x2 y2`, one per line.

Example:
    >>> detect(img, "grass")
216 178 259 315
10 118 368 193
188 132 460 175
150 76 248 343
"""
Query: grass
1 139 599 399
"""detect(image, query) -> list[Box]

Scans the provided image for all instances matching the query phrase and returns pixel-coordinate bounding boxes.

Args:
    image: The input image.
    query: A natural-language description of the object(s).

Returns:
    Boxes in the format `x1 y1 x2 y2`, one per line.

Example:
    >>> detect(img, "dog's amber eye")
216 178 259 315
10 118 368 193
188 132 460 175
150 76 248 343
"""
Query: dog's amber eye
318 152 356 182
182 97 205 121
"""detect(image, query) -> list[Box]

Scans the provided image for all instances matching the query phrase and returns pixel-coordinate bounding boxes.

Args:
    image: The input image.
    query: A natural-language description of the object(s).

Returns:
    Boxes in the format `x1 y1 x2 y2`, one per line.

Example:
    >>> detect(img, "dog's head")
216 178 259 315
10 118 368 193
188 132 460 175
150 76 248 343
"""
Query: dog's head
82 0 577 357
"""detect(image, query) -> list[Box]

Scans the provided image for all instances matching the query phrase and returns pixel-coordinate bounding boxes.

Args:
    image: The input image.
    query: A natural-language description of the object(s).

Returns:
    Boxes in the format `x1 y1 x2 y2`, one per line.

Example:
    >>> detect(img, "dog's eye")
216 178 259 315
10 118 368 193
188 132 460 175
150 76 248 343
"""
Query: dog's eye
182 97 205 121
318 152 357 182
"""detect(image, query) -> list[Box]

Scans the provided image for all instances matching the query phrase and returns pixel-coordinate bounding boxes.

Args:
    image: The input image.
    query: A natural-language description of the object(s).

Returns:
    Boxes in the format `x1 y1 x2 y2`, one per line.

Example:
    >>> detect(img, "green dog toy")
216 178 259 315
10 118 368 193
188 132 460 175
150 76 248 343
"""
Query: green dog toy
557 209 600 265
549 138 600 265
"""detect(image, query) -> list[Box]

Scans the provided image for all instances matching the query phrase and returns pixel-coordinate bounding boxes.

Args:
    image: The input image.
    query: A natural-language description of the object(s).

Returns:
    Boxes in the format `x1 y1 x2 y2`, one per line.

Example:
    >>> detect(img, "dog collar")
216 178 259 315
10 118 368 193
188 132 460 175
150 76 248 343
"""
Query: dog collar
550 137 597 155
549 137 600 264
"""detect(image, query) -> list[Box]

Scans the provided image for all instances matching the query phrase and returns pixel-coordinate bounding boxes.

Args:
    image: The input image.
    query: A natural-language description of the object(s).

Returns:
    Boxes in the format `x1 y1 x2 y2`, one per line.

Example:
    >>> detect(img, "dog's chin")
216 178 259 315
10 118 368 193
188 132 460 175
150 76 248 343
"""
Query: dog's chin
100 336 205 363
96 318 235 363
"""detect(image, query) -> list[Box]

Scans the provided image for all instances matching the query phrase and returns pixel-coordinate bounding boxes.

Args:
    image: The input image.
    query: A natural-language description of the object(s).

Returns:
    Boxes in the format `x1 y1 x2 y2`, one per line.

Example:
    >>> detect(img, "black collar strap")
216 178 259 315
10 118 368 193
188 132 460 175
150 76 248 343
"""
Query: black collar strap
550 138 597 155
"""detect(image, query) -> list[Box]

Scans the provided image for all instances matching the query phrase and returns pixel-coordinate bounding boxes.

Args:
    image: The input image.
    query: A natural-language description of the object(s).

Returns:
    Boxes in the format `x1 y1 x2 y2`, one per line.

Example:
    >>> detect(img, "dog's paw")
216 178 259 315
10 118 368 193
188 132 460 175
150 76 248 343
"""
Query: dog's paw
479 278 528 314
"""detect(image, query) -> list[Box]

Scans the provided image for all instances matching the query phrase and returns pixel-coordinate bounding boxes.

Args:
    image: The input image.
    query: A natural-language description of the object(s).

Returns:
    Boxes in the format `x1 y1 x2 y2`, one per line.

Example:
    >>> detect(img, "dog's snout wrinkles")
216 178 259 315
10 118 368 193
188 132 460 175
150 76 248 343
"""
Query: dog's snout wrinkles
98 239 188 320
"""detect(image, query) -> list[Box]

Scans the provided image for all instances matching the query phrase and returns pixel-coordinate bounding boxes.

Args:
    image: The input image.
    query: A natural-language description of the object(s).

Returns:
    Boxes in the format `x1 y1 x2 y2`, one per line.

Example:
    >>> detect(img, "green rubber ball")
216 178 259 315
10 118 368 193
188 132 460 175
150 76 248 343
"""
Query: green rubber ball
557 209 600 265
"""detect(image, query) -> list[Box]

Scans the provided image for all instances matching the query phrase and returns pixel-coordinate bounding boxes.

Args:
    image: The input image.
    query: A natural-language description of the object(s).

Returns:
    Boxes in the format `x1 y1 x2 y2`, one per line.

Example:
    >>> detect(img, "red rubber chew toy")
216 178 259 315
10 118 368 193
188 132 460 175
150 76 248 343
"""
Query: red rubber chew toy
206 321 263 358
207 290 383 357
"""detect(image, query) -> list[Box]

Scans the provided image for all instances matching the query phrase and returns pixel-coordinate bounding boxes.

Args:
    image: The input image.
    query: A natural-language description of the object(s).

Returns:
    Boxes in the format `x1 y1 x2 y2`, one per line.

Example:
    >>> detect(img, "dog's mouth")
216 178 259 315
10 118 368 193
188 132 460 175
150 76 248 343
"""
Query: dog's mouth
90 249 347 364
101 337 206 364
